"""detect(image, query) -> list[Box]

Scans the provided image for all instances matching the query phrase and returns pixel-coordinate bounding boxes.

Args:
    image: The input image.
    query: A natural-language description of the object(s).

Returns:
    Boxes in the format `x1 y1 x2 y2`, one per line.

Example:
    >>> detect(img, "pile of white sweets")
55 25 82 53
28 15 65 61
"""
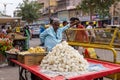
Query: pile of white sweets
40 41 89 72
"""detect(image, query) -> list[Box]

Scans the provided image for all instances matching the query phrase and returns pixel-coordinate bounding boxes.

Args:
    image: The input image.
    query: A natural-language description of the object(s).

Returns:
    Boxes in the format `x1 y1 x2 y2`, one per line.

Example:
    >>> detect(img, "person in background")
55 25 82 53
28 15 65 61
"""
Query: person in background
40 18 78 51
1 25 7 34
74 18 89 42
103 22 108 28
62 21 68 41
6 27 12 34
39 24 45 34
15 24 20 33
29 27 32 40
39 24 45 45
69 17 88 52
66 17 78 42
23 25 30 50
86 22 96 42
63 21 68 26
86 22 94 29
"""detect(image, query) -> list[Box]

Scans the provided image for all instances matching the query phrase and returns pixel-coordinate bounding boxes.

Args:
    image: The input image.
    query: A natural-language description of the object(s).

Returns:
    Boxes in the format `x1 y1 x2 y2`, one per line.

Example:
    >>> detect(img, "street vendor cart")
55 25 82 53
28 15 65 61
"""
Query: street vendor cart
10 58 120 80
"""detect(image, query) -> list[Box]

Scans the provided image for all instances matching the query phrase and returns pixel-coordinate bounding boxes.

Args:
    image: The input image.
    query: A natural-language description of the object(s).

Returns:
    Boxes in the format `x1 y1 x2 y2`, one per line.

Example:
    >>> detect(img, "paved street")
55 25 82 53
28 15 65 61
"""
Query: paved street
0 38 119 80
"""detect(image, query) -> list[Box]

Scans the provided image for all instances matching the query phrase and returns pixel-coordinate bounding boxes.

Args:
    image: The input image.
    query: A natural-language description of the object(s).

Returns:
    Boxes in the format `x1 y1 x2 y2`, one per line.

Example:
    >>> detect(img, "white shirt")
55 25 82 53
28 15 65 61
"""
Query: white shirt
86 25 95 38
2 29 7 34
86 25 93 29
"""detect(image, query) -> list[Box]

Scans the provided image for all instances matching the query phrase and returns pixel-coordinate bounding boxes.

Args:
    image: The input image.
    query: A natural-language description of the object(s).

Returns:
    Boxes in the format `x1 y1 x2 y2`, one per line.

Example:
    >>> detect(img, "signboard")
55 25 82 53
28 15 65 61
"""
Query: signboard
79 16 90 21
58 11 69 21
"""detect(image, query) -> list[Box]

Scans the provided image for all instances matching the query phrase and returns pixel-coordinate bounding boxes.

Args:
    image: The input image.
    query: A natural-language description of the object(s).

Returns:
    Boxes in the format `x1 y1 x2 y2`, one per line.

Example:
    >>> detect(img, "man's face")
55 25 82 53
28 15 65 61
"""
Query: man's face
63 22 67 26
53 21 60 29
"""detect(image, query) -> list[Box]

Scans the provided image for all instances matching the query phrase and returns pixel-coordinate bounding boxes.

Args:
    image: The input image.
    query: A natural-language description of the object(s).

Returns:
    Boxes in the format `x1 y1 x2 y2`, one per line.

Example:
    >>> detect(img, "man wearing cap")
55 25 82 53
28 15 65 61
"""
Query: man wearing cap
40 18 76 51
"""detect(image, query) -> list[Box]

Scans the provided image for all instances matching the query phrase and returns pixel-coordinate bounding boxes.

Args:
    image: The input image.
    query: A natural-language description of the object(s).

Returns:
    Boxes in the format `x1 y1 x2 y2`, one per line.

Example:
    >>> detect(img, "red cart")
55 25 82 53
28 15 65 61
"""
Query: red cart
11 58 120 80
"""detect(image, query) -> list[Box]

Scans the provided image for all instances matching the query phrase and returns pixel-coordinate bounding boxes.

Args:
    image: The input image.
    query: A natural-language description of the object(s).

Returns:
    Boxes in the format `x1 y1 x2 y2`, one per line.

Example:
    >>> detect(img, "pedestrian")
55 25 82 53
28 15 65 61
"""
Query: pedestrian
15 24 21 33
62 21 68 41
74 18 89 42
103 22 108 28
39 24 45 34
1 25 7 34
69 17 89 53
6 27 12 34
39 24 45 45
23 25 30 50
40 18 78 51
86 22 96 42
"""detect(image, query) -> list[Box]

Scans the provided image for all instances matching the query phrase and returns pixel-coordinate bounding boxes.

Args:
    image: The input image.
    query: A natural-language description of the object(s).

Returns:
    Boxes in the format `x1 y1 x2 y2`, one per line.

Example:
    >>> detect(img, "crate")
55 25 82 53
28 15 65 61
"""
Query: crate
18 53 47 66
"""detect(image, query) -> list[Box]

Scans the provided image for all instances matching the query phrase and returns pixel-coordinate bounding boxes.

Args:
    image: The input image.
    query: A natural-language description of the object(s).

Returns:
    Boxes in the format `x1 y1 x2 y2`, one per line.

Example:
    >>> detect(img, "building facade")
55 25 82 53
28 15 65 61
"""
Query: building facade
109 2 120 25
37 0 83 24
109 2 120 17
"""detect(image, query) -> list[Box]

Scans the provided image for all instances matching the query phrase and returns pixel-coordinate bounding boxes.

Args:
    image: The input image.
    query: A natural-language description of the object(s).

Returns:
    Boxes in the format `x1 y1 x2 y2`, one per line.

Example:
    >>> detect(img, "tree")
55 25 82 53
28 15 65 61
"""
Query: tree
77 0 97 21
17 0 43 23
77 0 120 21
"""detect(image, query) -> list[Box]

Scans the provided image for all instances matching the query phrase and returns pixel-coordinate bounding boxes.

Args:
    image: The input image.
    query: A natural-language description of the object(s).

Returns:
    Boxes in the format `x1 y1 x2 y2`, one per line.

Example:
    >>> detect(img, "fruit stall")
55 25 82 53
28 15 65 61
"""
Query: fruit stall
6 46 47 66
0 17 27 64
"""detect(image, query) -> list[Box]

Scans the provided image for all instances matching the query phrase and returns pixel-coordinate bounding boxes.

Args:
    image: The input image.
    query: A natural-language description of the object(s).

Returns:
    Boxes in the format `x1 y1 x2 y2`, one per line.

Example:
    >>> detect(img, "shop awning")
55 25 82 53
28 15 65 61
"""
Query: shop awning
0 17 22 24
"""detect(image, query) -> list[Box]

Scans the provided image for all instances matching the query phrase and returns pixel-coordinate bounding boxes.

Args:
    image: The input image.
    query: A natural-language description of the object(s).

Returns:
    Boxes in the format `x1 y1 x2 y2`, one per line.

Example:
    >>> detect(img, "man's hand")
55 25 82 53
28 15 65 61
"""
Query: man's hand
70 20 79 27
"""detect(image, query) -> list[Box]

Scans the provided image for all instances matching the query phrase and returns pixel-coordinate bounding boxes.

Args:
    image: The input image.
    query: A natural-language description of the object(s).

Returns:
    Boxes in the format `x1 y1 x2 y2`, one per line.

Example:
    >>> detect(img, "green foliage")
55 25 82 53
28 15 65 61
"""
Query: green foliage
0 34 13 56
78 0 96 13
0 41 12 56
77 0 120 19
17 0 43 23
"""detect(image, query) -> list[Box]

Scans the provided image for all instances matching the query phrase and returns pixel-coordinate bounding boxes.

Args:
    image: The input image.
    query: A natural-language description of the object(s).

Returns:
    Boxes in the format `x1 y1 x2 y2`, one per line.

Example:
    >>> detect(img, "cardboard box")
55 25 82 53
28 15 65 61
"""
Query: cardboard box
18 53 47 65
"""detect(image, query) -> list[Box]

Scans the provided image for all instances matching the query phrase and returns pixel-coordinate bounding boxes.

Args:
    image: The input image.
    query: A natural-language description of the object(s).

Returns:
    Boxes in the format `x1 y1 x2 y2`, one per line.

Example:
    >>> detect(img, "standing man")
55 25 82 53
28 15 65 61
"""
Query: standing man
1 25 7 34
40 18 77 51
62 21 68 41
74 18 89 42
86 22 96 42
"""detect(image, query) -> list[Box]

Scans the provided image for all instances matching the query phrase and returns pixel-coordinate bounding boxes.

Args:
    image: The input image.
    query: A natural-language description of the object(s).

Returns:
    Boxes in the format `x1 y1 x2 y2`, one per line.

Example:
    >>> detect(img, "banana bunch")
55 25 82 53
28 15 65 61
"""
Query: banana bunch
28 46 45 53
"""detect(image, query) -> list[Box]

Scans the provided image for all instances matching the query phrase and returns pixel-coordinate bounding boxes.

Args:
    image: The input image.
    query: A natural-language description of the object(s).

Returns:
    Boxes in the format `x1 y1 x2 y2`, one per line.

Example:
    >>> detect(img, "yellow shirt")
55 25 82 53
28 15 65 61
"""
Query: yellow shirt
16 27 20 32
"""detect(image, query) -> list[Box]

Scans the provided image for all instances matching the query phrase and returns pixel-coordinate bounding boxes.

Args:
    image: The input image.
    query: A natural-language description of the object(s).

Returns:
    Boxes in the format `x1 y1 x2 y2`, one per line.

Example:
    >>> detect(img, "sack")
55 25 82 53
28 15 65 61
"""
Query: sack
84 48 98 59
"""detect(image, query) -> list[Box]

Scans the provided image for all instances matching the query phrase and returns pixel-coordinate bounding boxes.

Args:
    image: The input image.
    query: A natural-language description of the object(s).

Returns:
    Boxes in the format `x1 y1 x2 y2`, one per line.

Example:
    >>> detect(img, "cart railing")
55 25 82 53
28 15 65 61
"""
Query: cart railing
66 27 120 63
